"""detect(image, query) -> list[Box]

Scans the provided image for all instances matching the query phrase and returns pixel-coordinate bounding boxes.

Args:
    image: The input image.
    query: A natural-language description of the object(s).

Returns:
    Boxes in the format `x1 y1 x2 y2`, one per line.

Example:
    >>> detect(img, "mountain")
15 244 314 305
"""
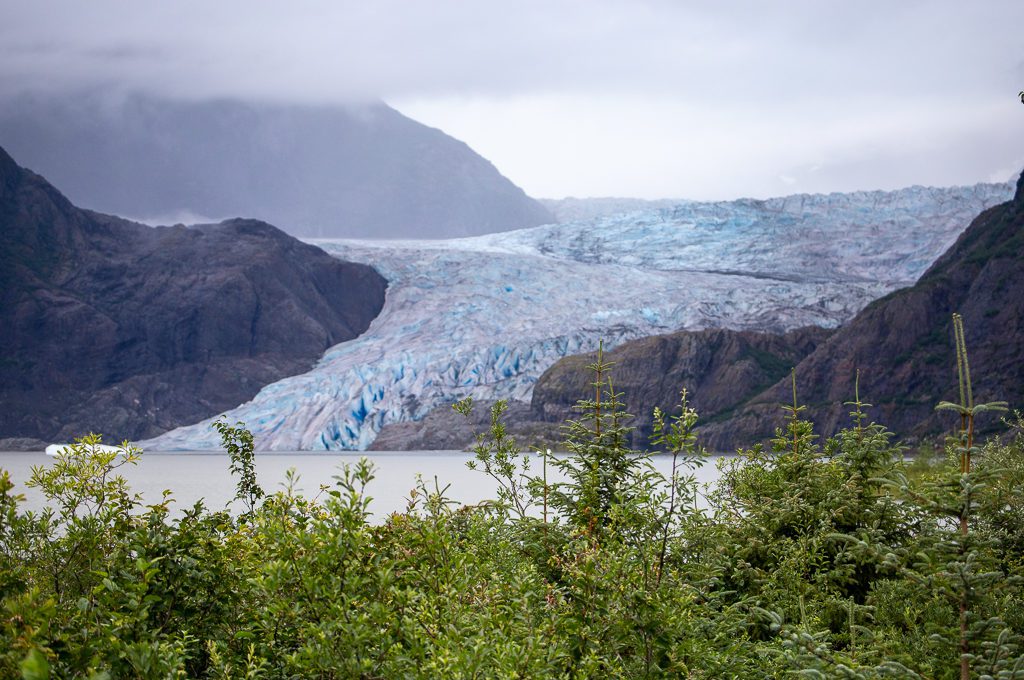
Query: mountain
0 146 388 443
0 91 553 239
529 326 832 448
691 170 1024 450
140 180 1013 451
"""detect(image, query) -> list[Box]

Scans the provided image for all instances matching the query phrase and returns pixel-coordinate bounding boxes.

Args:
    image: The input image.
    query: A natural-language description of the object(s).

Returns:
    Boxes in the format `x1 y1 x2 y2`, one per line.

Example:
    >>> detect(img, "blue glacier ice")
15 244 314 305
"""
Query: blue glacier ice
141 182 1015 451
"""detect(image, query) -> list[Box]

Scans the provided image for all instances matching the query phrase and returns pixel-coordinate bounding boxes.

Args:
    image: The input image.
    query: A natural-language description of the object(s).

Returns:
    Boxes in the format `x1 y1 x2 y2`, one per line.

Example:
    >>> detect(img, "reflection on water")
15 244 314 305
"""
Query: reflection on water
0 450 727 519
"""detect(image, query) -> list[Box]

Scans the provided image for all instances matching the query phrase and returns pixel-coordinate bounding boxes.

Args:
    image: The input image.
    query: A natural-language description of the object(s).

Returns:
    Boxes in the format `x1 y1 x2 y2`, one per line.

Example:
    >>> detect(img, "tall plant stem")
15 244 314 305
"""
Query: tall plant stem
953 313 972 680
543 448 548 527
791 369 800 457
594 342 603 439
656 448 679 587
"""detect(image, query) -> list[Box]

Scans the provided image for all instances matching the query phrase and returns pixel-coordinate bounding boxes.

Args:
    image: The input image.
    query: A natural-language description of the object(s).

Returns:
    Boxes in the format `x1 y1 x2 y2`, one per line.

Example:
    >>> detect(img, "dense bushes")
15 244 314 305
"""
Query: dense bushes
2 346 1023 678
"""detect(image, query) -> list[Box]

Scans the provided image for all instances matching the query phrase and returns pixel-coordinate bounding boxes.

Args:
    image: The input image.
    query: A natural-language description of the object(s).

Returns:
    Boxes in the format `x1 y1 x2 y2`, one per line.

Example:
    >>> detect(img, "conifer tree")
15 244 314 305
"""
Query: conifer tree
548 342 650 534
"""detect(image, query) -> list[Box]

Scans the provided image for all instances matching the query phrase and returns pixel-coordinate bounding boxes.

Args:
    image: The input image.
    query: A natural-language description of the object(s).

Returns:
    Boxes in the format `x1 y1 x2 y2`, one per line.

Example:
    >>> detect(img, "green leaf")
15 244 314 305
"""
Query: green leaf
973 401 1009 414
20 648 50 680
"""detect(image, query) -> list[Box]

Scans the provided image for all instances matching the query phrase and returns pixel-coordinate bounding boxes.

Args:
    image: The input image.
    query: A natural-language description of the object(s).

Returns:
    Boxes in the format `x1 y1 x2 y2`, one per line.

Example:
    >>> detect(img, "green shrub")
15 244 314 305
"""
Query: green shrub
1 319 1022 677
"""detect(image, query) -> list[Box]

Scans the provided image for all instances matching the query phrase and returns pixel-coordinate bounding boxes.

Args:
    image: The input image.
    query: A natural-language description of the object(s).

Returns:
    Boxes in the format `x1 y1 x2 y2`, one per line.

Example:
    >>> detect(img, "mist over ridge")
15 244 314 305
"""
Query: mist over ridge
0 90 553 239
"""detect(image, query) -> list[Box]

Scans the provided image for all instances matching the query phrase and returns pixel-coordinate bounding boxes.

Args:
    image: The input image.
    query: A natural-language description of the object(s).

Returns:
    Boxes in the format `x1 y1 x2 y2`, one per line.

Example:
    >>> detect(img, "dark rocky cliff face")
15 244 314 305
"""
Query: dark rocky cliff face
0 92 553 239
694 171 1024 450
529 327 831 449
0 146 388 443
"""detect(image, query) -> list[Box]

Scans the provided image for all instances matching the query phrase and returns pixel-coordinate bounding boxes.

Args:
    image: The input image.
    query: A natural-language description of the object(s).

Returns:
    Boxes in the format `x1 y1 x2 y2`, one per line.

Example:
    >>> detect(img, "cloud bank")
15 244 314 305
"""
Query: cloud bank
2 0 1022 198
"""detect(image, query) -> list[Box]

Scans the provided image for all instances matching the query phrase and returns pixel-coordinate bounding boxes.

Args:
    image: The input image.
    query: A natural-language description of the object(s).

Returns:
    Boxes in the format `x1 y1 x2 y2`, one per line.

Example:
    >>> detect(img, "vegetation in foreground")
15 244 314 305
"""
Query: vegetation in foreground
2 321 1024 678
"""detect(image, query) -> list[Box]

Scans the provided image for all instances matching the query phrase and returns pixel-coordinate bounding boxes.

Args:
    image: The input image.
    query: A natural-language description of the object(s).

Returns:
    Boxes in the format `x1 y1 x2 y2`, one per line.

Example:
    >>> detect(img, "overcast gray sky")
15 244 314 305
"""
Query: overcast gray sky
2 0 1022 199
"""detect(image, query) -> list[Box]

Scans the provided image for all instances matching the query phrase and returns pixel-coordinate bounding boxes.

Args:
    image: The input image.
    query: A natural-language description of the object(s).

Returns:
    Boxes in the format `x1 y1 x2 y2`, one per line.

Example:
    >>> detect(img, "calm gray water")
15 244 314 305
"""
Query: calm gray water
0 451 725 519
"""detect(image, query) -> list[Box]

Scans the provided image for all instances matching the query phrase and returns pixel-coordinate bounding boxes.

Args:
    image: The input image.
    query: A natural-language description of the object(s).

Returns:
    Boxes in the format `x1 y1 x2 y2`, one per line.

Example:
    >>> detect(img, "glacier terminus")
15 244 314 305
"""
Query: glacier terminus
141 182 1015 451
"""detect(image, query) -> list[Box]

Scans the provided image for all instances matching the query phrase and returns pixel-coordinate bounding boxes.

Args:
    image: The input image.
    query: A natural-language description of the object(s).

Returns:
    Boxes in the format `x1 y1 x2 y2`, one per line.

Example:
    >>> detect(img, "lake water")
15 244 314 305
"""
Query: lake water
0 450 726 519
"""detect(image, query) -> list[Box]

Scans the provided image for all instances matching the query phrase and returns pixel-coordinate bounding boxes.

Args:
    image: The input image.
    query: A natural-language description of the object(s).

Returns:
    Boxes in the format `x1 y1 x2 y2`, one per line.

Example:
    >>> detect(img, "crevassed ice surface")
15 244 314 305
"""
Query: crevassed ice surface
142 182 1015 451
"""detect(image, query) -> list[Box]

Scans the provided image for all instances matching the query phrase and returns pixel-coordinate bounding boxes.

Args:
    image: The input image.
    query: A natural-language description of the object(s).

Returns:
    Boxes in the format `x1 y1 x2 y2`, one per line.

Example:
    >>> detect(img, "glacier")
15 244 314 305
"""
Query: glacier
141 181 1015 451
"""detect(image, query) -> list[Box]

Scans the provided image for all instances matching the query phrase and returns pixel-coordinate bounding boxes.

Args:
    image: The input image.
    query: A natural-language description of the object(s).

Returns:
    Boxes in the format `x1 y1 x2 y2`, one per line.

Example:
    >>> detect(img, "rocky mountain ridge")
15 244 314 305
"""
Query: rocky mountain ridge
530 327 831 447
0 146 388 443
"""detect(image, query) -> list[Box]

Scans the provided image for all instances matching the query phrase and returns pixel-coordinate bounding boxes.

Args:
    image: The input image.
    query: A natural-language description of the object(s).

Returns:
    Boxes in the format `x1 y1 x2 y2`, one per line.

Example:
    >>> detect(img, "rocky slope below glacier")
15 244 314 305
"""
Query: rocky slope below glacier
529 326 832 448
0 146 388 443
141 179 1013 451
373 327 831 452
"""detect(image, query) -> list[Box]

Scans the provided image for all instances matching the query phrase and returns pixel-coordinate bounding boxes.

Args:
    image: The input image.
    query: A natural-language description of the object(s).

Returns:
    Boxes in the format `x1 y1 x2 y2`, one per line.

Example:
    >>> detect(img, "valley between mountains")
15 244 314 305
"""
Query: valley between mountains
142 177 1018 451
2 140 1019 452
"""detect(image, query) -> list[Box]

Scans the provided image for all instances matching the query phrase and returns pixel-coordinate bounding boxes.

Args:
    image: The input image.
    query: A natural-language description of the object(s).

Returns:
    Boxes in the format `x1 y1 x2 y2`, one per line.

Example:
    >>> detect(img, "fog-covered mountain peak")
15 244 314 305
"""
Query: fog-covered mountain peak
0 91 553 239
